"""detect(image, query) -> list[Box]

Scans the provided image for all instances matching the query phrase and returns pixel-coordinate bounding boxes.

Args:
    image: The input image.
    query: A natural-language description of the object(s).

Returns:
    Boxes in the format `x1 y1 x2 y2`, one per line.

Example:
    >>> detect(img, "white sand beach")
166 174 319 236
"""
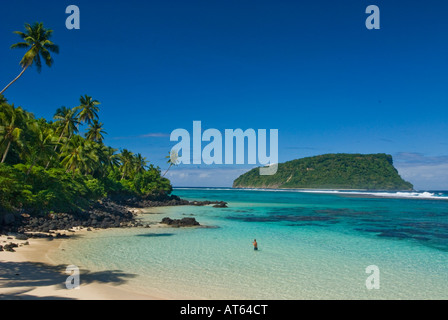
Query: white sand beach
0 231 162 300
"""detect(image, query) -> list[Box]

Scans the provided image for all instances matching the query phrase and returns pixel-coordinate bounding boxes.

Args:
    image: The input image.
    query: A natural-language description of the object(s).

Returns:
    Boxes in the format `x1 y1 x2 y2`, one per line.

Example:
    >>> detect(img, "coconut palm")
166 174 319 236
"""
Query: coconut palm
102 146 120 169
133 153 148 175
54 106 79 135
85 120 107 143
119 149 134 180
60 135 97 175
0 22 59 95
24 123 57 176
75 95 100 126
0 103 28 163
53 106 79 147
44 107 79 169
163 150 179 177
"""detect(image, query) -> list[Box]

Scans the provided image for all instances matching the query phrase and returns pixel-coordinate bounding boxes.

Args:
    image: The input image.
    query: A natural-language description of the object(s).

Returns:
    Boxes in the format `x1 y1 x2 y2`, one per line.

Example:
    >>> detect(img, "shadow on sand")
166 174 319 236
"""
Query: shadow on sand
0 260 137 300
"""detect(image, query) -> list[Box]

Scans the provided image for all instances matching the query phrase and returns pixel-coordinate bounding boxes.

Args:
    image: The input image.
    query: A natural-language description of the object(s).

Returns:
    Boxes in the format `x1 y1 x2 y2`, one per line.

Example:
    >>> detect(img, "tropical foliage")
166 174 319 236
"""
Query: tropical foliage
233 153 414 191
0 94 172 213
1 22 59 95
1 22 172 214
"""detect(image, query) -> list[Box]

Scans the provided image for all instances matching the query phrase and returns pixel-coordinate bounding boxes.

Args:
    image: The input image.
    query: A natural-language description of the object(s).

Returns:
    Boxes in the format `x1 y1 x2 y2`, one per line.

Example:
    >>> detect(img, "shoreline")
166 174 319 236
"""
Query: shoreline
0 195 227 300
0 223 172 300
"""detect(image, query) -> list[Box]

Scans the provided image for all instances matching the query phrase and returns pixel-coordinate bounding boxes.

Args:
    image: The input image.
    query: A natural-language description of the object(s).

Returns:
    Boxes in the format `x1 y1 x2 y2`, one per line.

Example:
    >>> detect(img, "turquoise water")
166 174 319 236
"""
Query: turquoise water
53 188 448 299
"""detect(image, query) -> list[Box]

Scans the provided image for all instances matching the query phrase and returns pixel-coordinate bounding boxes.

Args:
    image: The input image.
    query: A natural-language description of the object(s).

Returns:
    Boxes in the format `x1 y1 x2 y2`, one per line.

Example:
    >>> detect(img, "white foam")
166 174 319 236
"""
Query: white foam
174 187 448 200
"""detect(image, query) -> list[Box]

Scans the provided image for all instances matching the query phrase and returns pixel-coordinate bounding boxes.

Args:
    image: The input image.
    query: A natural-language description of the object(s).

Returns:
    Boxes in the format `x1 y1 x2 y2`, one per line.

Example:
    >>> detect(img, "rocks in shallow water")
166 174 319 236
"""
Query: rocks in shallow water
190 200 228 208
161 217 200 227
1 196 225 234
212 201 228 208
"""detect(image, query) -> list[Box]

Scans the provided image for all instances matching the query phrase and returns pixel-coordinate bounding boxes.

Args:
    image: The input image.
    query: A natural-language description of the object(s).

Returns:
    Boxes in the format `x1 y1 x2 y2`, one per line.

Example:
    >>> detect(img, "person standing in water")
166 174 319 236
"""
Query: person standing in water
252 239 258 251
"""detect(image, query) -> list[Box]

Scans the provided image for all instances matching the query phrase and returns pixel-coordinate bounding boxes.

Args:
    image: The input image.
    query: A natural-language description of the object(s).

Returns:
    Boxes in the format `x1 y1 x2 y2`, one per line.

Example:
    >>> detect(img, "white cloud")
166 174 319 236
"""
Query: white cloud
394 153 448 190
111 133 170 140
166 166 251 187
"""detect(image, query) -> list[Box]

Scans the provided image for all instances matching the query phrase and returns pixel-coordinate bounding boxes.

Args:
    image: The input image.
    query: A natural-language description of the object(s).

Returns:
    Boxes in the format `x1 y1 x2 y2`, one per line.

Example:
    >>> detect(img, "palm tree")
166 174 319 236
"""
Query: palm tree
44 106 79 169
0 22 59 95
53 106 79 147
96 145 120 177
75 95 100 127
133 153 148 175
24 123 57 176
85 120 107 143
0 103 27 163
53 107 79 151
60 135 96 175
100 145 120 169
119 149 134 180
163 150 179 177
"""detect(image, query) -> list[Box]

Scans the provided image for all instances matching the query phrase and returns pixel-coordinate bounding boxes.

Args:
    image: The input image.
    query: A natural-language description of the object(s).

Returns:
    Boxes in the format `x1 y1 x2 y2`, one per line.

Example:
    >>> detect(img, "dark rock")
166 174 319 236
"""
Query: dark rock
213 201 228 208
161 217 200 227
2 214 16 225
15 234 28 241
1 195 224 234
4 242 18 252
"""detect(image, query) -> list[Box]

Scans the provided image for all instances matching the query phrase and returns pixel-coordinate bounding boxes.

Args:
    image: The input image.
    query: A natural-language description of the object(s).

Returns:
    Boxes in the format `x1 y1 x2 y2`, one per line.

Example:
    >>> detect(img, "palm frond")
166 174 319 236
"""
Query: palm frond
10 42 30 49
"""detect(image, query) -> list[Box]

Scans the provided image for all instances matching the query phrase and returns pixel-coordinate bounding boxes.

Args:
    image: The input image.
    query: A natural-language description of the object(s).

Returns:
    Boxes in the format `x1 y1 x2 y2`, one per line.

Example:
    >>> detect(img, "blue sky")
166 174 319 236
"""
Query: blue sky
1 0 447 189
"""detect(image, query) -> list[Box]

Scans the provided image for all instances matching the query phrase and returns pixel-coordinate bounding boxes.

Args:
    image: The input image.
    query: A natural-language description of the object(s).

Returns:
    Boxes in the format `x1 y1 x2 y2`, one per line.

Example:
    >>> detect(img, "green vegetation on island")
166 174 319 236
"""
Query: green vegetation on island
233 153 413 191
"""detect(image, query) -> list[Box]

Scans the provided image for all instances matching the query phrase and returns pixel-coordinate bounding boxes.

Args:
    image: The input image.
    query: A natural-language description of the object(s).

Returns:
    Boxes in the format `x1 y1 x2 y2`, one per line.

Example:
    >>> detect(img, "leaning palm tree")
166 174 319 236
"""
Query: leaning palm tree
0 22 59 95
75 95 100 127
0 103 27 163
85 119 107 143
163 150 179 177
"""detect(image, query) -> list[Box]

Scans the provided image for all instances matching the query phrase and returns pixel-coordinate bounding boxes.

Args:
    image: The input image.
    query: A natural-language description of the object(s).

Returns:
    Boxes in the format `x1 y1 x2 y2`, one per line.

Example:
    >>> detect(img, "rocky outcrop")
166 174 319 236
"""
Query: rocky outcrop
212 201 228 208
160 217 200 227
0 195 226 239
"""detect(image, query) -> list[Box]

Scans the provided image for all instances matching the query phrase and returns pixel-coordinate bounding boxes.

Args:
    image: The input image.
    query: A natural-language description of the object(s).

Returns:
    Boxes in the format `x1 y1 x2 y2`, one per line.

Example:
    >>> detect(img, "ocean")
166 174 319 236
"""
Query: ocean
52 188 448 299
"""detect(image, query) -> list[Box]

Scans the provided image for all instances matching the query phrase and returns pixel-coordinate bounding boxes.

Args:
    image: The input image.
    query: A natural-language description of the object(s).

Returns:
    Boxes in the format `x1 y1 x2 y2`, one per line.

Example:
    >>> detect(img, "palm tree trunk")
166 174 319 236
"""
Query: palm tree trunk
0 64 30 95
26 158 37 177
55 127 66 151
45 127 65 169
163 164 173 177
1 141 12 163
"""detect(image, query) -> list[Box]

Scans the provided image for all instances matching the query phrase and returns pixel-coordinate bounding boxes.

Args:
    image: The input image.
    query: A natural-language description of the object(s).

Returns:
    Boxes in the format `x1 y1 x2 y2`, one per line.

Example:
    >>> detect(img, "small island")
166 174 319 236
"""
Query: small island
233 153 413 191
